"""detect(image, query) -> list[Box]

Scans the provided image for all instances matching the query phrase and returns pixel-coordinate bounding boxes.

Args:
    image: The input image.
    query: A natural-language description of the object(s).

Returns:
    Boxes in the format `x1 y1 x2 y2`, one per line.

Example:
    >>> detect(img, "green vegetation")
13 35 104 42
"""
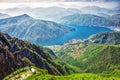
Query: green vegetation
48 42 120 73
26 71 120 80
4 66 120 80
1 32 120 79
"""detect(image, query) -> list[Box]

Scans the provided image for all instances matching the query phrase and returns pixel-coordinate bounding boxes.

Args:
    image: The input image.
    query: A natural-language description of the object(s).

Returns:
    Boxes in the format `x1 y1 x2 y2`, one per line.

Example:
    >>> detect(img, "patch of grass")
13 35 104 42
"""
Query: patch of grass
4 66 120 80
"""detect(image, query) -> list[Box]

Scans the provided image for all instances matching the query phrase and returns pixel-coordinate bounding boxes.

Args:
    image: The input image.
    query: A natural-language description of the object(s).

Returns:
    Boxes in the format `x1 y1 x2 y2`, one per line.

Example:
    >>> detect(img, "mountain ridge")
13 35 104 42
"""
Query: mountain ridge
0 14 73 43
89 32 120 44
59 13 120 27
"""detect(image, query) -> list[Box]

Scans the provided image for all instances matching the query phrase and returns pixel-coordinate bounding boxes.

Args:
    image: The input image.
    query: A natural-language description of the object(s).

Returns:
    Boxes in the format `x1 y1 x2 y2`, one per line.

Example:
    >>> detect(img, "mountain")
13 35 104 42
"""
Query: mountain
0 32 77 79
89 32 120 44
1 32 120 80
0 14 73 43
0 13 10 19
59 13 120 27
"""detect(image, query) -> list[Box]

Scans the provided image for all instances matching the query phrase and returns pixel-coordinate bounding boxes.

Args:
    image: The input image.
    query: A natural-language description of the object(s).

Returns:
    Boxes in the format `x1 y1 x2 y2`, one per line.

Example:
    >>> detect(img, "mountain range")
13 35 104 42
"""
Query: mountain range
0 32 120 79
0 2 120 79
0 14 73 43
59 13 120 27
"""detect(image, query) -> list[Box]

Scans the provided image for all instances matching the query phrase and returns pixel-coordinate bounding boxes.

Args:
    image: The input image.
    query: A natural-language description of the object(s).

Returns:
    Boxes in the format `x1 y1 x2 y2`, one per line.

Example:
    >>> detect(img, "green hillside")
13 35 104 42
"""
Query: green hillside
1 32 120 79
78 44 120 73
4 66 120 80
48 43 120 73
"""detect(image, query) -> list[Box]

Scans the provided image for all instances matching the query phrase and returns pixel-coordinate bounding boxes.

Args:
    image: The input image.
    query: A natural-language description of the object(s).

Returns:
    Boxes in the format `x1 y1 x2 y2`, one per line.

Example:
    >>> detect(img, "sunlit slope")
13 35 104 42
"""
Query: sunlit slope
4 66 120 80
49 44 120 73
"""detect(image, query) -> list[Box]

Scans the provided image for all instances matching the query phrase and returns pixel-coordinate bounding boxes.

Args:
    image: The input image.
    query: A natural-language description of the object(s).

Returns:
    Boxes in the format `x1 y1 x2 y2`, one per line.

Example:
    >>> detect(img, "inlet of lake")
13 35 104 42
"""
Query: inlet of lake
36 24 114 46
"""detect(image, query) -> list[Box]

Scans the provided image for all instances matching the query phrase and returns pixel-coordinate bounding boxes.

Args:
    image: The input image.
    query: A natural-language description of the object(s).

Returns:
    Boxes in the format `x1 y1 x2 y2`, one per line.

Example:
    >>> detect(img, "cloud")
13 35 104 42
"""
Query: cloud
0 0 119 2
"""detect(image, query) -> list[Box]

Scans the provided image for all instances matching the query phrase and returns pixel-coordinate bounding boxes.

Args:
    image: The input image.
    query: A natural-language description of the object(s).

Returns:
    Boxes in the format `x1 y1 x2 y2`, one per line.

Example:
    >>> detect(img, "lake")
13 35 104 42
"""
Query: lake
35 24 114 46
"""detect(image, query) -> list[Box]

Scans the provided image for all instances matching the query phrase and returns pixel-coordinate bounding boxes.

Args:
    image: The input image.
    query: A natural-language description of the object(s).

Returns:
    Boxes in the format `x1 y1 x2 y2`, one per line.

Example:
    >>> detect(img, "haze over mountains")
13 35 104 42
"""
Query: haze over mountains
0 4 119 45
0 7 81 20
0 5 119 21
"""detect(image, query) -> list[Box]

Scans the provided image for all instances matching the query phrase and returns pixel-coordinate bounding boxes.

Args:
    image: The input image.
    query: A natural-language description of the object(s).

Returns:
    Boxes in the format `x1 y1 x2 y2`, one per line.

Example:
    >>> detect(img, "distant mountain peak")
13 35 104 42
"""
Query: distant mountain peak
18 14 32 18
8 14 33 21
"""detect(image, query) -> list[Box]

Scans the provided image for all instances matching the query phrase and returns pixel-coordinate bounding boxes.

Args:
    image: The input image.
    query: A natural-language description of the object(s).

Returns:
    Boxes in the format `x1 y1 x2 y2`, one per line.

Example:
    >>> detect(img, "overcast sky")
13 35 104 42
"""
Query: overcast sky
0 0 119 2
0 0 119 10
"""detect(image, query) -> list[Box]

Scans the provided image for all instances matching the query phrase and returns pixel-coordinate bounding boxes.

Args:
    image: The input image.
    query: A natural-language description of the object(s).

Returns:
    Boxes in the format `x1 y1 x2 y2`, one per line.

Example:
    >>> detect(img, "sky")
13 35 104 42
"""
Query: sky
0 1 119 9
0 0 119 10
0 0 119 2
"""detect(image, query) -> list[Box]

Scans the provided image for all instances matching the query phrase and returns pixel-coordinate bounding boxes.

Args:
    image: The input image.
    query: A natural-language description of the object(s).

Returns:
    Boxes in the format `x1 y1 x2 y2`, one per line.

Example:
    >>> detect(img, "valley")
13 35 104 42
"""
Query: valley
1 31 120 80
0 32 79 79
47 32 120 71
0 0 120 80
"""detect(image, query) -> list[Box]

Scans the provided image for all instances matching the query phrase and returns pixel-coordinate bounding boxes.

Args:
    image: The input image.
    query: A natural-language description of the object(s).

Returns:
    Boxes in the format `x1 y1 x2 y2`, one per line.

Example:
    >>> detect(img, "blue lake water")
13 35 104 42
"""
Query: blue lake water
36 24 114 46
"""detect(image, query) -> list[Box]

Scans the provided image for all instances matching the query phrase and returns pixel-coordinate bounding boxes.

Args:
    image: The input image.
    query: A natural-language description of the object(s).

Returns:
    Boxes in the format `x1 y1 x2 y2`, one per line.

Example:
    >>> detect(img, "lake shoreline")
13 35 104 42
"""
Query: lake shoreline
39 25 114 46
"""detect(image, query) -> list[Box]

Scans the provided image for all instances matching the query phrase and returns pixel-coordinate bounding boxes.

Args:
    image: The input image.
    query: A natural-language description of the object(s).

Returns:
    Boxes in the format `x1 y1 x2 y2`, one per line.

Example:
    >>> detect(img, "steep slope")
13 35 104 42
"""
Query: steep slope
0 32 75 79
0 14 73 42
59 14 120 27
89 32 120 44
